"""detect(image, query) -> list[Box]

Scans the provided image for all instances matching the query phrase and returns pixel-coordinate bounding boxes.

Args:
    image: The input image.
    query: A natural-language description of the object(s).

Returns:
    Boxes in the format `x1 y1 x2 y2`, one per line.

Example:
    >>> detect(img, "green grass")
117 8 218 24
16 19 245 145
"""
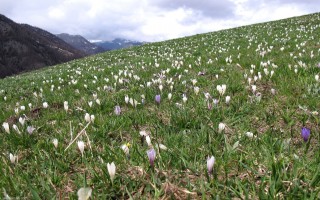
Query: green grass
1 13 320 199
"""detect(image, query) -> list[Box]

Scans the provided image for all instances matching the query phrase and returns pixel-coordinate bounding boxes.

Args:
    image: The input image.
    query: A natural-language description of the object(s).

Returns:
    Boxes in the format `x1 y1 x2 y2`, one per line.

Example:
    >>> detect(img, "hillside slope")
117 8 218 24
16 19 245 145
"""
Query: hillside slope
0 13 319 199
0 14 87 78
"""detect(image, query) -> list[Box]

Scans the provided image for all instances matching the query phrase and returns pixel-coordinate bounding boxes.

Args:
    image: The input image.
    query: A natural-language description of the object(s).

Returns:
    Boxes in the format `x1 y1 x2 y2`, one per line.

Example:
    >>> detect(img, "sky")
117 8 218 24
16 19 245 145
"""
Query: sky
0 0 319 42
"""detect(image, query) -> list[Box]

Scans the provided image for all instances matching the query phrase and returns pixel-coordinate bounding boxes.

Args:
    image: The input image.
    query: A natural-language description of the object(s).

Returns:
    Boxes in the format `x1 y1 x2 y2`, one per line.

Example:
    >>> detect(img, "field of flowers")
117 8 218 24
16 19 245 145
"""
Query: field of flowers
0 13 319 199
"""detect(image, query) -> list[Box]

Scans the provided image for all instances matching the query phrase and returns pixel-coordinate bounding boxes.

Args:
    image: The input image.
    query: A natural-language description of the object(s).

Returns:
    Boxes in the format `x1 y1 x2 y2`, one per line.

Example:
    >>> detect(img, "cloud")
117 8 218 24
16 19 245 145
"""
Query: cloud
152 0 237 19
0 0 318 42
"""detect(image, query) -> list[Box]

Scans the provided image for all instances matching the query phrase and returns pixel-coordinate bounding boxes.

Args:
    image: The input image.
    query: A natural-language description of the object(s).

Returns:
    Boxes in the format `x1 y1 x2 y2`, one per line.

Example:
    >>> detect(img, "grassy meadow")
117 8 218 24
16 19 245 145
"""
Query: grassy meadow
0 13 320 199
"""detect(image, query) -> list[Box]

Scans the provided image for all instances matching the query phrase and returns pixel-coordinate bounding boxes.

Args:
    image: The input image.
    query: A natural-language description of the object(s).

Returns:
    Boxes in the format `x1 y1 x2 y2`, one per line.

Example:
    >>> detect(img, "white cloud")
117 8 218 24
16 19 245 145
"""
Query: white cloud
0 0 318 42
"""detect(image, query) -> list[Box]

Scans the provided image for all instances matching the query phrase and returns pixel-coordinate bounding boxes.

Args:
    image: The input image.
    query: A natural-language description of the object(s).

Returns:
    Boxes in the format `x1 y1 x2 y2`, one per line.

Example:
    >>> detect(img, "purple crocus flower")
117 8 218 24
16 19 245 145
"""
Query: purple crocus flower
301 127 310 142
114 105 121 116
147 148 156 167
155 94 161 104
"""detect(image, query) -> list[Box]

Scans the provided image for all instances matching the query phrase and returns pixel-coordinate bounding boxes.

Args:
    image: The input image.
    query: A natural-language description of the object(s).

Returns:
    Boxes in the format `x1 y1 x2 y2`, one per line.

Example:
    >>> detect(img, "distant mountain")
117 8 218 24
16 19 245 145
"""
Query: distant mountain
0 14 86 78
93 38 145 51
56 33 105 55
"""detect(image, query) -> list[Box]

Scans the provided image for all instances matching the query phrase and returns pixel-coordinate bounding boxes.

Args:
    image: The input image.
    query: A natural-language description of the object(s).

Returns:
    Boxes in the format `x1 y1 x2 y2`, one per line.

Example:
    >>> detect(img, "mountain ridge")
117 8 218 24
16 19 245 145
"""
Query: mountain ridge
0 14 87 78
56 33 105 55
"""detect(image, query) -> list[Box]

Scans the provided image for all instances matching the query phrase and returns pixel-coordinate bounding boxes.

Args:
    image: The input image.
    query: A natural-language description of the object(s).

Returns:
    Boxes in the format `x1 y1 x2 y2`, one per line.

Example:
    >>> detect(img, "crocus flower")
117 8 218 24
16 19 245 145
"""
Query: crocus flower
301 127 310 142
251 85 257 93
77 187 92 200
19 117 26 126
225 96 231 104
77 141 85 156
9 153 17 164
27 126 35 134
85 113 91 123
107 162 116 183
147 148 156 167
2 122 10 133
121 144 130 157
53 138 58 148
182 94 187 103
194 87 200 95
12 124 20 134
218 123 226 133
64 101 68 112
125 95 129 104
245 132 254 138
114 105 121 115
43 102 48 108
168 93 172 100
155 94 161 104
207 156 215 175
145 135 152 147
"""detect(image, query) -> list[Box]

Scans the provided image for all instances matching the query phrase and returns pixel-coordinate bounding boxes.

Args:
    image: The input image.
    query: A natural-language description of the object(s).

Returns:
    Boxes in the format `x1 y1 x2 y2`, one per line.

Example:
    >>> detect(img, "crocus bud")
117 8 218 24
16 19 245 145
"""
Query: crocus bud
2 122 10 133
225 96 231 104
88 101 93 107
85 113 91 123
77 187 92 200
107 162 116 183
19 117 26 126
121 144 130 157
53 138 58 148
194 87 200 95
9 153 17 164
147 148 156 167
182 94 187 103
155 94 161 104
114 105 121 115
145 135 152 147
12 124 20 134
245 132 254 138
77 141 85 156
43 102 48 108
207 156 215 175
218 123 225 133
301 127 310 142
125 95 129 104
251 85 256 93
64 101 68 112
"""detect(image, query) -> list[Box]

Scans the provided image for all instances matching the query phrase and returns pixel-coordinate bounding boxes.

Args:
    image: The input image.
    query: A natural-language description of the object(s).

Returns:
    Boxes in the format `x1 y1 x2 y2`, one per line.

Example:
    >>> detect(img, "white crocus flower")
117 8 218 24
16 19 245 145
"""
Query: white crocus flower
12 124 20 134
9 153 17 164
53 138 58 148
146 135 152 147
225 96 231 104
207 156 215 175
2 122 10 133
125 95 129 104
107 162 116 183
64 101 69 112
194 87 200 95
77 187 92 200
251 85 257 93
84 113 91 123
77 141 85 157
218 123 226 133
245 132 254 138
43 102 48 108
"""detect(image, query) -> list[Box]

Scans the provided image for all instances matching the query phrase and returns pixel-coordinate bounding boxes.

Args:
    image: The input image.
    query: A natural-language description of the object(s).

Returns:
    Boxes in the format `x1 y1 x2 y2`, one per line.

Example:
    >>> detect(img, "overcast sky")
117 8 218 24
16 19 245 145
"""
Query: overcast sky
1 0 319 42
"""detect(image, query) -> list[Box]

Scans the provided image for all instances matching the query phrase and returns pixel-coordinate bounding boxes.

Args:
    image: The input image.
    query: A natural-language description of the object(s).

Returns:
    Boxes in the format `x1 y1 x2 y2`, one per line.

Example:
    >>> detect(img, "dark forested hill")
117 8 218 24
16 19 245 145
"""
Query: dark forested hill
0 14 87 78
